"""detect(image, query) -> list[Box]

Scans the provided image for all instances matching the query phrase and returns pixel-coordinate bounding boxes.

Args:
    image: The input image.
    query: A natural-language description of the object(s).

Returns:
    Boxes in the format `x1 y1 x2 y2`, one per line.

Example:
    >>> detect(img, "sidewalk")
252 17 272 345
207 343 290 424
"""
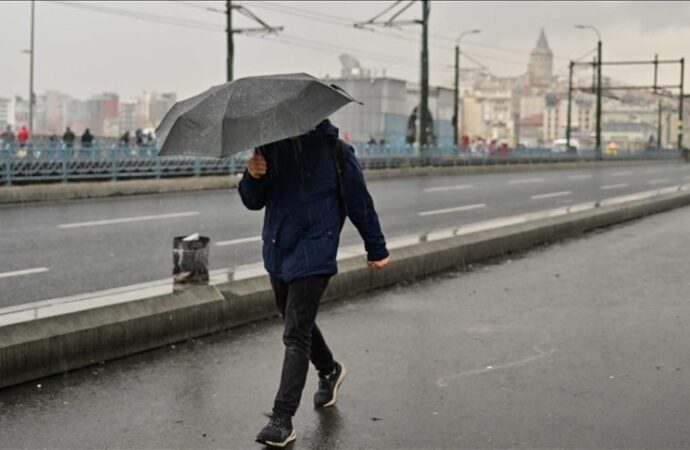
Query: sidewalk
1 206 689 449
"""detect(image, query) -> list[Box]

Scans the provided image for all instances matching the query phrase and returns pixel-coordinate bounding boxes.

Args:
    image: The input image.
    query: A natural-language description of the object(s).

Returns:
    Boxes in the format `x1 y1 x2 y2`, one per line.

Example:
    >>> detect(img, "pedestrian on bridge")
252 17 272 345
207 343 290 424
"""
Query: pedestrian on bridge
63 127 75 148
17 125 29 148
0 125 15 149
239 119 390 448
81 128 94 148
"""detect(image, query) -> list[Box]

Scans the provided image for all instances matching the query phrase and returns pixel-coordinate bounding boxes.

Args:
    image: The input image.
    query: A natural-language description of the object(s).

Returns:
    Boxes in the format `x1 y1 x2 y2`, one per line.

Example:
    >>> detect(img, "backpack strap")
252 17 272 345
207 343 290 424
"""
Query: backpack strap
331 138 347 229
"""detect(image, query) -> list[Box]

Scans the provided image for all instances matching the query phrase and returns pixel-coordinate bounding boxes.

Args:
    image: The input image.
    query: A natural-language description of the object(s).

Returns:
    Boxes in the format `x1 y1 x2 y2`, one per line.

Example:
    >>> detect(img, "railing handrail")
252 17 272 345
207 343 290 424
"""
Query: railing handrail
1 145 684 186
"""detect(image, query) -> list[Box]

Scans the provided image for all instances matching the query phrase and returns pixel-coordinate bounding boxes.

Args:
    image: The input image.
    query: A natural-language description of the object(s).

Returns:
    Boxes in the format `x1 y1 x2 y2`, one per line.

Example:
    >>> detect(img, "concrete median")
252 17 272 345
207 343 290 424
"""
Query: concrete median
0 159 678 204
1 184 689 389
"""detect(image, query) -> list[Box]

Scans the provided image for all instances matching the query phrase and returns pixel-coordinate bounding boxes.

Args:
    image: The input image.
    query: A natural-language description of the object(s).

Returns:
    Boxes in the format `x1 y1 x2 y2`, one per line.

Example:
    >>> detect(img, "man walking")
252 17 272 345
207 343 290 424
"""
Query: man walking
239 119 389 448
63 127 75 148
0 125 15 149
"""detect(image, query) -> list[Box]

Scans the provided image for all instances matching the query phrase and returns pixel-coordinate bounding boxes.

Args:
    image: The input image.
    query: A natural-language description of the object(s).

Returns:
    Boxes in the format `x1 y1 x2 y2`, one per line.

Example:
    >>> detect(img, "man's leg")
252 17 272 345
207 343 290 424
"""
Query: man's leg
310 324 335 376
270 275 335 375
272 275 331 418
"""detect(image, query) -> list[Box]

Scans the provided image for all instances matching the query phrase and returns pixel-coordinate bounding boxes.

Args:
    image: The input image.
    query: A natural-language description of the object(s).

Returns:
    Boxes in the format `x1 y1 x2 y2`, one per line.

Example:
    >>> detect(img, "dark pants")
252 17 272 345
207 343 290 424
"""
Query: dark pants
270 275 336 418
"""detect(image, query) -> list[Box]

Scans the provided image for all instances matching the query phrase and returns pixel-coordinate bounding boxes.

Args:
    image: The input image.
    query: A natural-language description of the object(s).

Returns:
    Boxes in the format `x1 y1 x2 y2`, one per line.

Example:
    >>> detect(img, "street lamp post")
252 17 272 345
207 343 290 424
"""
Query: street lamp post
575 25 602 159
453 29 481 148
21 1 36 139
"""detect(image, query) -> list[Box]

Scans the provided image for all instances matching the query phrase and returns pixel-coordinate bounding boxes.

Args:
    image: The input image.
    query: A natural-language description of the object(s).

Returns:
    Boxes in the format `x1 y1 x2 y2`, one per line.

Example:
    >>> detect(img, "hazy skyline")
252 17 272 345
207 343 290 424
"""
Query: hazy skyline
1 1 689 101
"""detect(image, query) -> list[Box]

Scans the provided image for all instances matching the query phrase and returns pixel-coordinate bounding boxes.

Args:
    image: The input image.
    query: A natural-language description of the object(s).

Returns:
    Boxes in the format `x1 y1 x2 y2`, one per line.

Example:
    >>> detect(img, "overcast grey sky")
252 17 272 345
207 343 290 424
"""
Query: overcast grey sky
1 1 689 100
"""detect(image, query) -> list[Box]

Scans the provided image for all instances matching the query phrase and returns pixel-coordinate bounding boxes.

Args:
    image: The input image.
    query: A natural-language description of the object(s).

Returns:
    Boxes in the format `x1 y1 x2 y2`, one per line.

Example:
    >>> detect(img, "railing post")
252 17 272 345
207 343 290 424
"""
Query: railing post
110 147 118 181
229 155 236 175
61 144 69 183
194 157 201 177
3 149 11 186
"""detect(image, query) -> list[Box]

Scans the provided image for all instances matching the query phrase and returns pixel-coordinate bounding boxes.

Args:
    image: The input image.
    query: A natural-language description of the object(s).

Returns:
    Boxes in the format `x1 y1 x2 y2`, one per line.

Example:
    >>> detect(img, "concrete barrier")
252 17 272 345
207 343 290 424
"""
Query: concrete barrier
0 160 679 205
1 185 689 389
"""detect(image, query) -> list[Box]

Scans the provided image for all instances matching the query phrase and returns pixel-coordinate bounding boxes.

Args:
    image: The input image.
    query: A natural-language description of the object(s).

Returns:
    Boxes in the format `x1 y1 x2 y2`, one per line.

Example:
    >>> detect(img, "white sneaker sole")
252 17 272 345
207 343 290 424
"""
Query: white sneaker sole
260 430 296 448
322 364 347 407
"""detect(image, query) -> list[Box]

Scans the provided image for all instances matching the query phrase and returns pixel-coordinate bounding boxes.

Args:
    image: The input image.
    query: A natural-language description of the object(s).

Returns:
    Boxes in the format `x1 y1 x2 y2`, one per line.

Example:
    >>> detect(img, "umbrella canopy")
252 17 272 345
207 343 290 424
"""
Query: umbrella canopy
156 73 360 158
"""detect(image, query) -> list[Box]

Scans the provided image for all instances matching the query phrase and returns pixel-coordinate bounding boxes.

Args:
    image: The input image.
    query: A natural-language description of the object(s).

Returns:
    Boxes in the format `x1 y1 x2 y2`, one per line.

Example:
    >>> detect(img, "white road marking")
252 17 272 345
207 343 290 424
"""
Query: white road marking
0 267 49 279
531 191 572 200
58 211 200 229
601 183 629 190
423 184 473 193
215 235 262 246
567 174 593 180
648 178 670 185
508 177 543 184
612 171 631 177
418 203 486 217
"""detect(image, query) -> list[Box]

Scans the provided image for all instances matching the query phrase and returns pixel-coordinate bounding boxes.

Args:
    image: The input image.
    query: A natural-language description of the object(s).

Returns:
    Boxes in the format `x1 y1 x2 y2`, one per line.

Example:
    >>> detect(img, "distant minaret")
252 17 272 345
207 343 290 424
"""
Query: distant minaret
527 28 553 87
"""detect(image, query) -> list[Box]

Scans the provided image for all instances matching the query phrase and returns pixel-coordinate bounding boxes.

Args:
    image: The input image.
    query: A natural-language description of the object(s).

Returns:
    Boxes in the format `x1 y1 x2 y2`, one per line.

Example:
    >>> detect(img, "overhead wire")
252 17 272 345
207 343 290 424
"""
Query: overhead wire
49 0 225 32
47 1 451 72
49 1 588 78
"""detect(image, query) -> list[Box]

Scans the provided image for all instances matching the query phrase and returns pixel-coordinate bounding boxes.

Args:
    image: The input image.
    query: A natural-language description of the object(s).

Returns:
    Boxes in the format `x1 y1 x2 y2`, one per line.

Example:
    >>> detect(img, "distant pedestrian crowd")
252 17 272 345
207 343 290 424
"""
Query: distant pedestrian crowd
1 124 157 157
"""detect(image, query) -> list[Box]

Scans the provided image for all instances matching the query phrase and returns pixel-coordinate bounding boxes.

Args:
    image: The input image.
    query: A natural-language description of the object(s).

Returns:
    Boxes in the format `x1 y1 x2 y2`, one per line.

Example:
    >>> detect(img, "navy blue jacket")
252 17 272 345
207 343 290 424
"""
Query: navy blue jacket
238 120 388 282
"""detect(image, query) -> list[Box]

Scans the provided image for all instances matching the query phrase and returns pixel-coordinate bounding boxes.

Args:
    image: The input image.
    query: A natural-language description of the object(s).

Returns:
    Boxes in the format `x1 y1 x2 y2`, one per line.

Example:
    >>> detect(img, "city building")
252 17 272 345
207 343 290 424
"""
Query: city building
87 92 119 136
118 100 138 137
11 96 29 129
461 85 519 145
146 92 177 129
0 97 11 128
325 74 454 146
527 29 554 88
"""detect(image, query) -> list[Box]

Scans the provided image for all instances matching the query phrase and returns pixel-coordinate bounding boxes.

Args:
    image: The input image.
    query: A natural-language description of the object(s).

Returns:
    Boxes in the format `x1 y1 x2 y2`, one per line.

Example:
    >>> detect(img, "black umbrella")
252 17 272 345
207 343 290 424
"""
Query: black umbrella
156 73 360 158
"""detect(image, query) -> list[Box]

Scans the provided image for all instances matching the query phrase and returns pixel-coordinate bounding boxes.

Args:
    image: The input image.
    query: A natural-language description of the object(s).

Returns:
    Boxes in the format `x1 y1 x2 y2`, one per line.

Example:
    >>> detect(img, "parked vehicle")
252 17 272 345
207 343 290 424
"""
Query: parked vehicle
551 138 579 154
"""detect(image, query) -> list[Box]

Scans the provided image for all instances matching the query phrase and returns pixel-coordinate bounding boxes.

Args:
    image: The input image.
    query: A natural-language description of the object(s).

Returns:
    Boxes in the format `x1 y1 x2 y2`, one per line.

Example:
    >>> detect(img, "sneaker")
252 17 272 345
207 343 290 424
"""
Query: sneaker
255 413 296 448
314 362 347 407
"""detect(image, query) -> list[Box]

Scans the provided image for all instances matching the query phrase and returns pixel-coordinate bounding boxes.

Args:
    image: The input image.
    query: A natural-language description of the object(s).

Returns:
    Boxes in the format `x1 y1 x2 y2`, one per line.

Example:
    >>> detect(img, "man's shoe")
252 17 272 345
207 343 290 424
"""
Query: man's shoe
314 362 347 407
255 413 296 448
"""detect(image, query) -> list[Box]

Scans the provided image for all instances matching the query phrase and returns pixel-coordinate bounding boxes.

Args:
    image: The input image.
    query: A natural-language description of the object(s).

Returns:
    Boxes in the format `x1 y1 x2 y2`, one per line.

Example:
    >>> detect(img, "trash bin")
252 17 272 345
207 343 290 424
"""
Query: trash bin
173 233 210 289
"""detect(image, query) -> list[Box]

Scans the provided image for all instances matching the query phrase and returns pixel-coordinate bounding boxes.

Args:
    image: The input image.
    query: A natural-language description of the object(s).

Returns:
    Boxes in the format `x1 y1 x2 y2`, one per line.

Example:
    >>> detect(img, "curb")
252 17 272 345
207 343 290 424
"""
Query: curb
0 160 678 205
1 186 689 389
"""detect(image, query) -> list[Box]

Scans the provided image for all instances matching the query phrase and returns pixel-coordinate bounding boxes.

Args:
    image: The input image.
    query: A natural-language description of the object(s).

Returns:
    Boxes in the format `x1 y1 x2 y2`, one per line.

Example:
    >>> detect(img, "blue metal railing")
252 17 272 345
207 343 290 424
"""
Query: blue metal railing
0 143 683 186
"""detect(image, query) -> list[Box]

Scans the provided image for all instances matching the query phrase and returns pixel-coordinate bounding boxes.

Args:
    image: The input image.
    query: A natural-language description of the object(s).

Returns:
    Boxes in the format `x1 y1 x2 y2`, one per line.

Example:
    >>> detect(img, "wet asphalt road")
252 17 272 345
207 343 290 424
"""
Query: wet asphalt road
1 203 688 449
1 161 689 308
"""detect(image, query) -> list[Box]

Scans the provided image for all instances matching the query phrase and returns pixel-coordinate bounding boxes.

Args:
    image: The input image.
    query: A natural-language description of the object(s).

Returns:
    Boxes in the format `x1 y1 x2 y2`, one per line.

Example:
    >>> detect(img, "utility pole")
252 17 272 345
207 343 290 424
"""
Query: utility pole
226 0 233 82
224 1 282 83
453 45 459 147
566 60 573 150
354 1 430 153
28 0 35 138
419 0 430 155
453 29 481 148
679 57 684 152
657 99 662 151
575 25 602 159
596 38 602 159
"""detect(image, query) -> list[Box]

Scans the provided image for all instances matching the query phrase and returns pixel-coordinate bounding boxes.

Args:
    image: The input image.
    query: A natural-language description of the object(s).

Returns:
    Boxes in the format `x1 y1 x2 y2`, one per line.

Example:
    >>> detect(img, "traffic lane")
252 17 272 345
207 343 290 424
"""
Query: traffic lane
0 161 684 253
0 161 684 237
0 182 644 308
1 205 689 449
1 162 689 306
2 161 684 256
2 167 690 306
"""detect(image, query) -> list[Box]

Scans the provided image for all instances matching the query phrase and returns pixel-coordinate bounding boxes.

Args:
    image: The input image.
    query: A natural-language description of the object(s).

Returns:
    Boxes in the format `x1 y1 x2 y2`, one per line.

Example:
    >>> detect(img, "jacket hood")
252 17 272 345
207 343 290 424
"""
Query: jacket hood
313 119 339 139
